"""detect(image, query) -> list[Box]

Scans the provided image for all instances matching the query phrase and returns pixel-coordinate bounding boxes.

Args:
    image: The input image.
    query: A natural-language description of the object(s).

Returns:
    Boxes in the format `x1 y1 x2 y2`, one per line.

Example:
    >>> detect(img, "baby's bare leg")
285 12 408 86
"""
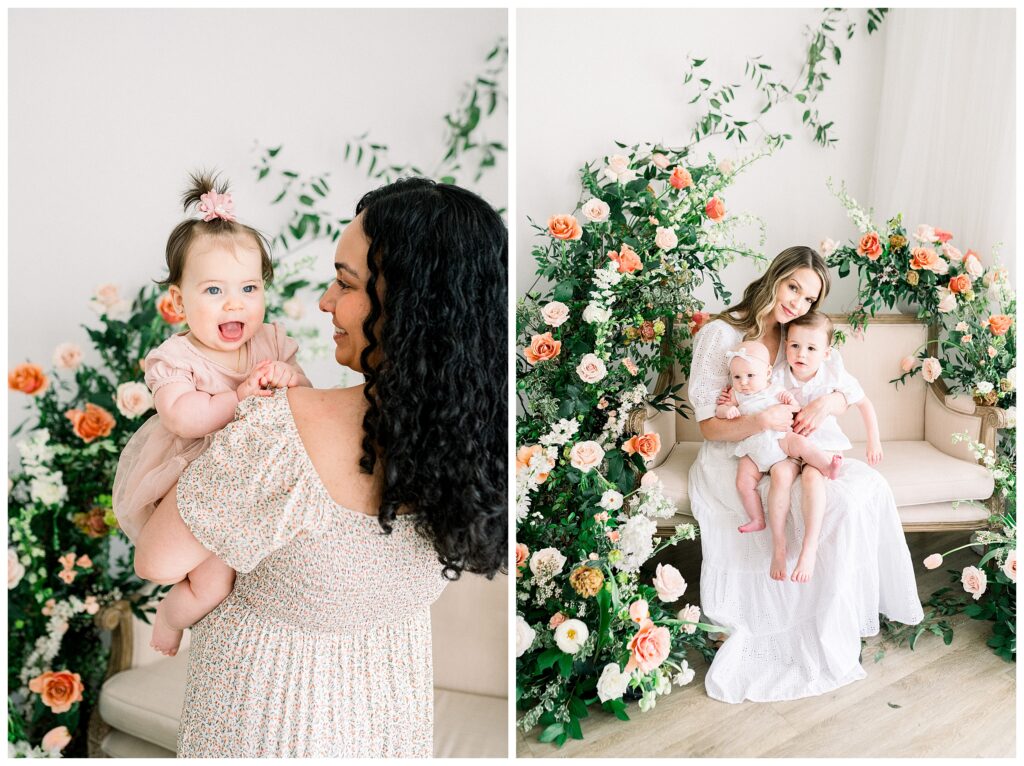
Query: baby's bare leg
736 456 767 533
791 465 826 583
780 433 843 479
767 459 800 580
150 556 235 656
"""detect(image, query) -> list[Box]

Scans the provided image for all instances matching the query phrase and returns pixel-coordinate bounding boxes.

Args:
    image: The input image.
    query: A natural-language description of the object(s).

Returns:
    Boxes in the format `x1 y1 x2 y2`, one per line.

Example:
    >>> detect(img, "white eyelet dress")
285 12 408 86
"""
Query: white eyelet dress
687 320 923 703
174 389 448 757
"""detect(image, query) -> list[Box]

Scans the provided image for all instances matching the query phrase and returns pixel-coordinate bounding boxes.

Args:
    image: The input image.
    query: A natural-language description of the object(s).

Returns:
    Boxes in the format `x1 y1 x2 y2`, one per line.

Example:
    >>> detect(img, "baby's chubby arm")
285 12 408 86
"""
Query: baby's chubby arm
154 363 272 439
714 389 740 419
857 396 883 465
256 360 312 390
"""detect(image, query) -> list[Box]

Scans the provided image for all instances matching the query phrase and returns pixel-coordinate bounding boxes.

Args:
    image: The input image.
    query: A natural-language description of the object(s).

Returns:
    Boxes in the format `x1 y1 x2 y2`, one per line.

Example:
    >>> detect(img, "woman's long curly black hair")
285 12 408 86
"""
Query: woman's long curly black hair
354 178 507 580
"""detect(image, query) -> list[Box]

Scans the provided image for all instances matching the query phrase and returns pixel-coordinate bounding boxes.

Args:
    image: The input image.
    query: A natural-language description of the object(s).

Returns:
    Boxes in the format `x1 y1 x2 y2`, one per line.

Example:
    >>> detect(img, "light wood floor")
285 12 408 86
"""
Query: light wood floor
517 531 1016 758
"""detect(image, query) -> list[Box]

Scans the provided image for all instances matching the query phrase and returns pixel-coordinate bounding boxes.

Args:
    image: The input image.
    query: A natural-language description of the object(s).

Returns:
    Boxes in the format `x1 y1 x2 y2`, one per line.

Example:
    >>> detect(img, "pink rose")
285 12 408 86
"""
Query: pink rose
717 159 734 175
604 154 635 183
652 562 687 602
900 356 917 373
961 565 987 600
569 441 605 473
606 530 620 542
76 554 92 568
41 726 72 753
934 228 953 243
628 599 649 624
540 301 570 328
942 243 963 262
581 198 610 223
84 595 100 615
593 511 609 523
576 353 608 384
914 224 938 243
654 227 678 250
623 358 639 376
936 288 957 313
963 252 984 279
923 553 943 570
41 598 56 616
921 357 942 383
52 343 83 371
93 283 121 308
988 346 998 358
677 603 701 634
549 612 567 629
115 381 154 419
625 618 671 673
1002 550 1016 583
651 153 669 170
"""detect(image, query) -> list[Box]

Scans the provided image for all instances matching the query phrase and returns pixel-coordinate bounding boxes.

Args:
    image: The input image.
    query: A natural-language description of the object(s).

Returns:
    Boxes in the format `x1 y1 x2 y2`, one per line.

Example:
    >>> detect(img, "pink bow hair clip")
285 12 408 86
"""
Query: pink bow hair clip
198 190 236 222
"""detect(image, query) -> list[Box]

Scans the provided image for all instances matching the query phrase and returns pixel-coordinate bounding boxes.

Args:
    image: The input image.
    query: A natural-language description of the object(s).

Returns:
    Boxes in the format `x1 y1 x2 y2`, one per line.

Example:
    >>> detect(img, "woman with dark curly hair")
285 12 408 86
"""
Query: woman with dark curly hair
134 177 507 757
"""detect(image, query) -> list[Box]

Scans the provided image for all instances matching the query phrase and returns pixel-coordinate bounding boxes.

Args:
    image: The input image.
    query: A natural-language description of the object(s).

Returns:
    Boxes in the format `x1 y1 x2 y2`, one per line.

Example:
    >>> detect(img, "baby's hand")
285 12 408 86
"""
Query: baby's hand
866 440 883 466
716 404 741 420
236 361 274 401
777 390 796 406
716 386 733 406
258 360 302 389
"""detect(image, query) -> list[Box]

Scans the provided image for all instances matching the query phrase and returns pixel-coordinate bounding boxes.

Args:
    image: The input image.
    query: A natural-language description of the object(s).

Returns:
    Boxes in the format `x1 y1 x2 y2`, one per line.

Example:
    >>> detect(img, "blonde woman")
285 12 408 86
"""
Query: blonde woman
687 246 923 703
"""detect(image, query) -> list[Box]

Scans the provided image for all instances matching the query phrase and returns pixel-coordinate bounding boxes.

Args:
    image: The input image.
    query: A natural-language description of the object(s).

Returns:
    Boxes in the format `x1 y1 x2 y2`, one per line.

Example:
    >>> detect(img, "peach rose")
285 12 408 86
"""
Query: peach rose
961 565 987 600
548 214 583 241
923 553 943 570
963 251 984 278
910 247 939 271
677 603 701 634
8 363 49 396
651 153 670 170
654 227 678 251
622 358 639 376
623 432 661 461
549 612 567 629
52 343 83 371
609 244 643 274
606 529 620 542
515 543 529 576
58 567 77 585
669 166 693 190
115 381 154 419
921 357 942 383
900 356 917 373
77 554 92 568
524 332 561 365
581 198 610 223
628 599 649 624
28 670 84 714
93 283 121 308
65 403 115 443
569 440 605 473
857 232 883 260
625 618 671 673
988 346 998 359
540 301 570 328
942 243 963 262
1002 550 1016 583
704 197 726 221
41 726 72 753
515 445 551 482
652 562 687 602
987 315 1013 336
156 292 186 324
947 274 972 294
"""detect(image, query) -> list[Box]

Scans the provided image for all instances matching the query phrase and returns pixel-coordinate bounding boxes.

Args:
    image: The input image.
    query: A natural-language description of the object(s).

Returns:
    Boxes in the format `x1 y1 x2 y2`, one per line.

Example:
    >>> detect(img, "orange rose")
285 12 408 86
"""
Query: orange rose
156 292 186 324
625 618 671 673
8 363 49 396
28 670 84 714
668 166 693 190
857 232 883 260
909 247 939 271
623 432 662 461
515 445 550 482
987 315 1013 336
65 403 116 443
515 543 529 577
524 333 561 365
609 244 643 274
704 197 726 221
934 228 953 243
548 214 583 241
947 274 972 294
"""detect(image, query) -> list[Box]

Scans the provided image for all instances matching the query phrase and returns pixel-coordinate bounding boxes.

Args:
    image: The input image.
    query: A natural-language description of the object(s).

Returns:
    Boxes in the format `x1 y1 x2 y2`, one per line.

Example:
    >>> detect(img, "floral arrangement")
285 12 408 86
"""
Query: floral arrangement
515 143 767 745
7 281 309 757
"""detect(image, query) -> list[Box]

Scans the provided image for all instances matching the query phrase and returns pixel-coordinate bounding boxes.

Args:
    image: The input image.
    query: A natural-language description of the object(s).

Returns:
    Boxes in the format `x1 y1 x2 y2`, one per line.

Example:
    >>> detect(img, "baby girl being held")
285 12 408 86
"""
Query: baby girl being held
112 171 311 657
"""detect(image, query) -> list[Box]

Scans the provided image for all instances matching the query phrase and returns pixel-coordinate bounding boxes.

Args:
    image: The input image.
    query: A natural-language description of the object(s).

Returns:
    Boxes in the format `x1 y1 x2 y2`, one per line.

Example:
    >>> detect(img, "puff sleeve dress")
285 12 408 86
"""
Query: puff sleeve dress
174 389 448 757
686 319 923 703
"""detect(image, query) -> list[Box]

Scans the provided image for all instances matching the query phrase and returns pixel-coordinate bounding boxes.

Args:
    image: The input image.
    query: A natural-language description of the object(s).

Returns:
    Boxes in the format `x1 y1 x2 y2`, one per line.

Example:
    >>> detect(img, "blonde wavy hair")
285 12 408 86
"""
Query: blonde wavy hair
715 246 831 340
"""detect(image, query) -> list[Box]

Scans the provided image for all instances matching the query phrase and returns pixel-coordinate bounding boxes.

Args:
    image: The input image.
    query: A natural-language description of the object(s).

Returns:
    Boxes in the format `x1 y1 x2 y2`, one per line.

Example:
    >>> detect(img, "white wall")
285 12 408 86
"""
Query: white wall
516 8 1015 312
8 8 507 437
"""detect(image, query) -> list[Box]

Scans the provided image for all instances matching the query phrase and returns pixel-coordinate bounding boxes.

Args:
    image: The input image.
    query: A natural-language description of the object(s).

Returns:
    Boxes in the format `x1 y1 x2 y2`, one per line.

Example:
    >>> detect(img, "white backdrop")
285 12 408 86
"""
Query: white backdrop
517 7 1015 309
8 8 507 437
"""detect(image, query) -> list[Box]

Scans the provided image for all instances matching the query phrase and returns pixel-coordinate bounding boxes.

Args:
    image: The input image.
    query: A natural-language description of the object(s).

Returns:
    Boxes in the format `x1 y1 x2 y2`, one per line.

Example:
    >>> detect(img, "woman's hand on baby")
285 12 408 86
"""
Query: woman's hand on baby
258 361 303 389
757 403 797 432
716 386 733 406
235 361 275 401
866 439 884 466
791 396 832 435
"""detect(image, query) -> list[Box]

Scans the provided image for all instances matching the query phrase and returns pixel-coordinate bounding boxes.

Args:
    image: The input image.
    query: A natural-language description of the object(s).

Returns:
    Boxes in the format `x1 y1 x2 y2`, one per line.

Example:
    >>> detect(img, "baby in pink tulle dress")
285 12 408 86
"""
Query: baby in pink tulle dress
113 172 311 656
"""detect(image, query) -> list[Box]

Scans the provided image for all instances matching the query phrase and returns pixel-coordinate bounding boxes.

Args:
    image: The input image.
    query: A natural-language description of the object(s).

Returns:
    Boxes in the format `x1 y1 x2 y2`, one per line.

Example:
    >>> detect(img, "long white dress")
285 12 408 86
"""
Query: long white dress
688 320 923 703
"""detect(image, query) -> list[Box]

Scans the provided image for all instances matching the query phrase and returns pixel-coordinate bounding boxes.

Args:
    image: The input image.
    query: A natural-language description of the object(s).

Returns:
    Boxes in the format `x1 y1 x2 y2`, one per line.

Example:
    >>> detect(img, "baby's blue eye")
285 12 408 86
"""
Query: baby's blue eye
205 286 221 295
243 285 257 293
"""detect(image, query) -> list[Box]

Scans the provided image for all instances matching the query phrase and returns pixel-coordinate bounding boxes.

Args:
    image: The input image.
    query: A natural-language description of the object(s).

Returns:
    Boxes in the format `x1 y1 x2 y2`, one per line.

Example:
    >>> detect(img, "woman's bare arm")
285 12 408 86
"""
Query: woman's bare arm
699 403 797 442
134 483 212 585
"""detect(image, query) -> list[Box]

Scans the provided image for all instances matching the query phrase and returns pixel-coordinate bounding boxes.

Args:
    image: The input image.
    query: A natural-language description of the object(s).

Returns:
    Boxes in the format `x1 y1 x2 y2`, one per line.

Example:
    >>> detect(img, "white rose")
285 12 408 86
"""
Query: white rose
914 224 938 243
599 490 624 510
1004 406 1016 428
540 301 570 327
976 381 994 395
554 618 589 654
677 603 701 634
576 353 608 384
819 238 838 258
673 660 696 686
963 253 984 278
1007 368 1016 390
652 562 687 602
569 441 605 473
529 547 567 579
1002 550 1016 583
936 288 957 313
581 198 610 223
582 303 611 324
640 471 661 488
8 549 25 590
52 343 83 371
654 227 678 251
515 615 536 658
282 297 305 320
596 662 631 702
105 299 132 321
115 382 154 419
603 154 636 183
29 476 67 507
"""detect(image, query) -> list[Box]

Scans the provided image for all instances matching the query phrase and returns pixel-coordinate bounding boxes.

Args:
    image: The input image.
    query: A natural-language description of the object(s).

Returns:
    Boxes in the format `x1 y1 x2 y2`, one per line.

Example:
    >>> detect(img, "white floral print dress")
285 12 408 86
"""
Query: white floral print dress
174 389 447 757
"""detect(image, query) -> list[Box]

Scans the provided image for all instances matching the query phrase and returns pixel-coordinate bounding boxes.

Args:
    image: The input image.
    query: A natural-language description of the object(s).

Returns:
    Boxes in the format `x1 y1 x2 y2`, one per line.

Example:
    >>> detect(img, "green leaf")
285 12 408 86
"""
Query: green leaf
257 167 269 180
566 716 583 740
538 723 564 743
267 145 281 157
537 647 561 670
887 702 901 709
299 195 315 206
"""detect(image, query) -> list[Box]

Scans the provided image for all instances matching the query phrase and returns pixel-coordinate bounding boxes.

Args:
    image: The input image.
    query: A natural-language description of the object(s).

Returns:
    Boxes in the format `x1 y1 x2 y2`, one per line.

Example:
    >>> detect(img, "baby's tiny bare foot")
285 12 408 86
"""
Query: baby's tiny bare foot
770 547 788 581
826 454 844 480
791 549 817 583
150 610 183 657
738 518 766 534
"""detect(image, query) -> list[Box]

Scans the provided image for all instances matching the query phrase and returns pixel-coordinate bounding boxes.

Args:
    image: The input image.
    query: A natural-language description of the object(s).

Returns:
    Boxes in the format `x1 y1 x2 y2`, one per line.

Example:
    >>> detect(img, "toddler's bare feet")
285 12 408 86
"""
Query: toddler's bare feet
791 548 817 583
738 517 766 533
770 546 788 581
150 609 183 657
826 454 843 480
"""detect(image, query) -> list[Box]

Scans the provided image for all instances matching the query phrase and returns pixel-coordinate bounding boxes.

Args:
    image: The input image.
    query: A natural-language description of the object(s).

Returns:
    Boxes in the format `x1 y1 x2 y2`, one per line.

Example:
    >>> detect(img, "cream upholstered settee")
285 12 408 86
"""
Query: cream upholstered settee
89 573 508 758
637 315 1009 535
